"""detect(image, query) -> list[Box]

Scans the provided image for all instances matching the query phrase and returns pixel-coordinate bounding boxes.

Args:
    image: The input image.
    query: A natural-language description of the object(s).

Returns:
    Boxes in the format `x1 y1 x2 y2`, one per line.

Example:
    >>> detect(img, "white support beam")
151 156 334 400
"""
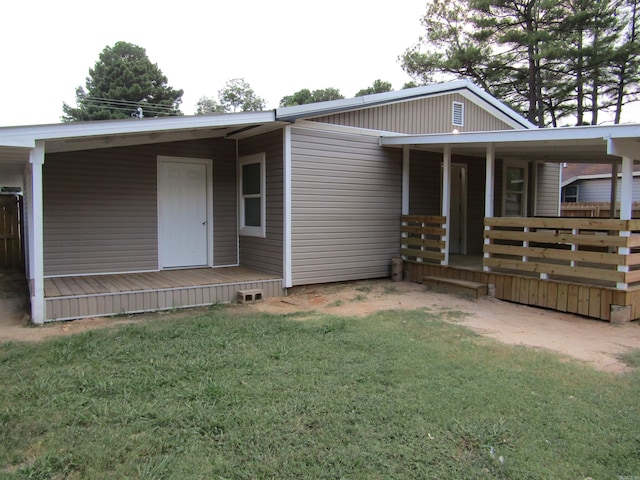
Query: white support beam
28 141 45 323
610 161 618 218
620 156 633 220
608 138 640 160
283 126 293 288
402 146 410 215
441 146 451 265
483 145 495 272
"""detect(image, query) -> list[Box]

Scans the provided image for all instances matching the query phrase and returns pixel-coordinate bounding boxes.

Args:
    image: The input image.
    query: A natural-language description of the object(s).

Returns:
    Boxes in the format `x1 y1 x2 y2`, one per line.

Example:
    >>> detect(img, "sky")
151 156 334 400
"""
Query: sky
1 0 430 127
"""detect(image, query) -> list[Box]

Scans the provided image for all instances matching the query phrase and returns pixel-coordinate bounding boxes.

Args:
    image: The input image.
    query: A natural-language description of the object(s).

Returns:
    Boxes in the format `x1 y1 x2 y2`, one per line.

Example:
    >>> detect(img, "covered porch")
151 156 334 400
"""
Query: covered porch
386 124 640 322
44 266 284 322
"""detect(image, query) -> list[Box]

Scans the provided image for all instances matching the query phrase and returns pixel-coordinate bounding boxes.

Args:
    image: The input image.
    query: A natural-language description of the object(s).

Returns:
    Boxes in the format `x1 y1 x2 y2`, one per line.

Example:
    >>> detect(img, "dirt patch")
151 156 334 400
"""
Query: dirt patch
2 279 640 373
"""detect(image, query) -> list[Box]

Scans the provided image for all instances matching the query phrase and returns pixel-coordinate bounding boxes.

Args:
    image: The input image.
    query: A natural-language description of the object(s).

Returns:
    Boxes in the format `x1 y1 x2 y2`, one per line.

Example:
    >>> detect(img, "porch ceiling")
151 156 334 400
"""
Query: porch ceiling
380 124 640 163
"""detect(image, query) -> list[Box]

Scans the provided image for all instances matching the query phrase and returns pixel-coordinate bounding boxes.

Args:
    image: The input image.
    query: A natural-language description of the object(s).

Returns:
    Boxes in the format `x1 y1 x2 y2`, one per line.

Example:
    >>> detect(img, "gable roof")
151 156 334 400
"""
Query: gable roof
277 80 536 130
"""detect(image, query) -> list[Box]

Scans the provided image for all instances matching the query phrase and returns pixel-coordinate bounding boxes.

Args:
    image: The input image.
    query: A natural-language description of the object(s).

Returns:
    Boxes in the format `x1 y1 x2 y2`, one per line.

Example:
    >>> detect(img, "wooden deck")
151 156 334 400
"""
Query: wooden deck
405 259 640 323
44 266 284 322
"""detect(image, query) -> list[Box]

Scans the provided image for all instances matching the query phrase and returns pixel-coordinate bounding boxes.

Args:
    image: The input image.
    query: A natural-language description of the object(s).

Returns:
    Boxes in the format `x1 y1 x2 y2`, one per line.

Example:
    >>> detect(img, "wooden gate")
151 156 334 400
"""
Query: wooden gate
0 195 23 270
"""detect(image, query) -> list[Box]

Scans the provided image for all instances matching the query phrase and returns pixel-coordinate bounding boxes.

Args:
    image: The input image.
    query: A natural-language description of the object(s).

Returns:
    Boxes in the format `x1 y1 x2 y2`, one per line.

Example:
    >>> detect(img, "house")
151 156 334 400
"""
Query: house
1 79 640 324
561 162 640 203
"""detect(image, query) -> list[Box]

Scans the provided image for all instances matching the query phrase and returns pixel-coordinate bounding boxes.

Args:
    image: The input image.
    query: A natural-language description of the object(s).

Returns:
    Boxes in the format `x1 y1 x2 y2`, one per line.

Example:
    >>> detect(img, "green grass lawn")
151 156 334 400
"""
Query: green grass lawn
1 306 639 479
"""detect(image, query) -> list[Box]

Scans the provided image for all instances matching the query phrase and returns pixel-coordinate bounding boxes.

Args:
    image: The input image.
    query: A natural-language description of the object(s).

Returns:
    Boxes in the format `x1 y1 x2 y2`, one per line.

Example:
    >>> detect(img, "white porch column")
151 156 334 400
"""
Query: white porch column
28 141 45 323
402 146 410 215
483 144 495 272
441 146 451 265
620 156 633 220
283 126 293 288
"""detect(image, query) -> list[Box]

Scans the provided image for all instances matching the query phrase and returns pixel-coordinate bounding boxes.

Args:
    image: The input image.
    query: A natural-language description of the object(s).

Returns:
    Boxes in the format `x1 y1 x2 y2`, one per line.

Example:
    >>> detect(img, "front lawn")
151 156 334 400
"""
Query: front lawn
1 307 638 478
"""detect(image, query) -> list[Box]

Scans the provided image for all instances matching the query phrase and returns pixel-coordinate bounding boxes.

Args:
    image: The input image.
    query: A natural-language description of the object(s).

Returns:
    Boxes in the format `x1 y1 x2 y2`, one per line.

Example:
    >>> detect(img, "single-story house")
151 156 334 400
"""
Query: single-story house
561 162 640 203
1 79 640 324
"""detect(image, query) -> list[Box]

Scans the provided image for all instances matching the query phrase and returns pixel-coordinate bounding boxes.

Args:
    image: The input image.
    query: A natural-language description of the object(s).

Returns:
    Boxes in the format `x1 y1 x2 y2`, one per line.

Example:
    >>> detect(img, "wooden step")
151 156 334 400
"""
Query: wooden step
422 276 488 299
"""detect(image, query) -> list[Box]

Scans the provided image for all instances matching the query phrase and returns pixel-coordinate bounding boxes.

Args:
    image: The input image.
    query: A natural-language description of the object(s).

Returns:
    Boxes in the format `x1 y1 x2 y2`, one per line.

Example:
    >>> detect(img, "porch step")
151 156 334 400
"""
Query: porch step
422 276 488 299
237 288 264 304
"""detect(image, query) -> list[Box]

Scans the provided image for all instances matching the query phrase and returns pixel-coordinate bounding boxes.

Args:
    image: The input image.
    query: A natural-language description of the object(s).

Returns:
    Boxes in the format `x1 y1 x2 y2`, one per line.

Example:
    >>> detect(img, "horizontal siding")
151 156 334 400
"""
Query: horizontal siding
238 130 284 276
43 138 236 276
535 162 560 216
575 177 640 203
311 93 514 134
291 127 402 285
212 141 238 265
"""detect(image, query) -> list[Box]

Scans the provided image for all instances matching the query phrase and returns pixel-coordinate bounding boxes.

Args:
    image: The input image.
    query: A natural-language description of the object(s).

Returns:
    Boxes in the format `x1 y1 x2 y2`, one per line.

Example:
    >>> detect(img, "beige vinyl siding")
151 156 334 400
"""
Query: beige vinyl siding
535 162 561 216
238 130 283 276
310 93 513 134
43 138 236 276
291 127 402 285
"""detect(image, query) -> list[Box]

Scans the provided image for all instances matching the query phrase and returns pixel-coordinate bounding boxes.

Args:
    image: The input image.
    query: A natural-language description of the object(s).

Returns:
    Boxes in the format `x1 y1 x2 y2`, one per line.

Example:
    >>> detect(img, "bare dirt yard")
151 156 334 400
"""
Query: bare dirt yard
2 275 640 373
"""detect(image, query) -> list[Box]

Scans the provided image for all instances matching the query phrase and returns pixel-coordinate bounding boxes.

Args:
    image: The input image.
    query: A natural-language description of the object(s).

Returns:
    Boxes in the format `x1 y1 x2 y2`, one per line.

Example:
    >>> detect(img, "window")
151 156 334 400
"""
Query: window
239 153 266 237
503 162 528 216
452 101 464 127
563 185 579 203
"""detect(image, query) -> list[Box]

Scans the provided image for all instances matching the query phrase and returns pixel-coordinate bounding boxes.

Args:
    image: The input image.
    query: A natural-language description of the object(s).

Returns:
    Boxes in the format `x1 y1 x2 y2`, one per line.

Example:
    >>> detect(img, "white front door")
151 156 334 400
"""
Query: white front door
158 158 210 268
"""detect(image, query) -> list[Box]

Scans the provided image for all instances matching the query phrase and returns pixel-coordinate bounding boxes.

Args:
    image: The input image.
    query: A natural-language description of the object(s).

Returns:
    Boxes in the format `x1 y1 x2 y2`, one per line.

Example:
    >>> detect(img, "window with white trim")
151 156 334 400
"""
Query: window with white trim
239 153 266 237
503 161 528 216
452 101 464 127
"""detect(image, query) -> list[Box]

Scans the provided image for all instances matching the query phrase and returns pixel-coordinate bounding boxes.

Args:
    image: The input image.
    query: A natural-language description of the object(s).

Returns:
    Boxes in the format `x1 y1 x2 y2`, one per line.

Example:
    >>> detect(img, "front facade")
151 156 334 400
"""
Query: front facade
2 80 639 323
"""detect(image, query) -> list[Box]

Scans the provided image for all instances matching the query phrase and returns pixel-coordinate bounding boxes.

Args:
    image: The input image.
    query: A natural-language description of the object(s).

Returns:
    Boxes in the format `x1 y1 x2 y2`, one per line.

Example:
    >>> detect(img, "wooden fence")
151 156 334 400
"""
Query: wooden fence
400 215 446 264
0 195 23 270
561 202 640 218
484 217 640 289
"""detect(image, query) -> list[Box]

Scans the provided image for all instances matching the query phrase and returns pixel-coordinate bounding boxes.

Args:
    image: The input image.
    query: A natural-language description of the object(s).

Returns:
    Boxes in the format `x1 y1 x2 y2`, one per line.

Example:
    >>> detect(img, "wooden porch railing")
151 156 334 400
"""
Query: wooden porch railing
483 217 640 289
401 215 446 264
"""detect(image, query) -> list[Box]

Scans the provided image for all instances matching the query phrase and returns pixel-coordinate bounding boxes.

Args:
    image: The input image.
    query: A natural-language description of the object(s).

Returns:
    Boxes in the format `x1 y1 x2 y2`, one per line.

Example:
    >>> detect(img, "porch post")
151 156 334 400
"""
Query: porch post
402 146 410 215
283 126 293 288
483 144 495 272
620 156 633 220
441 146 451 265
610 161 618 218
28 141 45 323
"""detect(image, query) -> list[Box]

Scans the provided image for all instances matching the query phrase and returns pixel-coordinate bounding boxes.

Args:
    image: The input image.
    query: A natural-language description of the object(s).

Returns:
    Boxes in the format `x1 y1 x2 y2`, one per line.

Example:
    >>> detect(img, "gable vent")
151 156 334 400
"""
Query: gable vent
452 101 464 127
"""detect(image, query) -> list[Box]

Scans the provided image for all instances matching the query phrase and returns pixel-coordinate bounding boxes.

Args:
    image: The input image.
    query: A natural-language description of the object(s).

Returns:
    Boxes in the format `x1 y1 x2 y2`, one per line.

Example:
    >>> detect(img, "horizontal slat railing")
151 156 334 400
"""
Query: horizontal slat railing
483 217 640 289
401 215 446 264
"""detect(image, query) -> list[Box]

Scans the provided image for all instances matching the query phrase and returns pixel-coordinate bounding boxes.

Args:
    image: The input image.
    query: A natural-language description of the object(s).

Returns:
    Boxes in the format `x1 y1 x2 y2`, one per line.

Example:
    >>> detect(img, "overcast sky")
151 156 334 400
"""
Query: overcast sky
1 0 430 127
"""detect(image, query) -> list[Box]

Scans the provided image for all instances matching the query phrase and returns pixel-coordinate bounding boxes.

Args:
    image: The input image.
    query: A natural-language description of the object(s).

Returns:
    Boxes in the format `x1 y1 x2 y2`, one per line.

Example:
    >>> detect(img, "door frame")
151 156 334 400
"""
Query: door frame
157 156 214 269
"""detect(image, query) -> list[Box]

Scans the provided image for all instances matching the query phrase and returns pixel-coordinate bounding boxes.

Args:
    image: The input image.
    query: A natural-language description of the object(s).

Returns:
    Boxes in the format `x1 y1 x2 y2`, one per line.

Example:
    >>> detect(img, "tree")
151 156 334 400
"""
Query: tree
195 96 225 115
218 78 265 112
400 0 640 126
196 78 266 114
279 87 344 107
355 79 394 97
62 41 183 122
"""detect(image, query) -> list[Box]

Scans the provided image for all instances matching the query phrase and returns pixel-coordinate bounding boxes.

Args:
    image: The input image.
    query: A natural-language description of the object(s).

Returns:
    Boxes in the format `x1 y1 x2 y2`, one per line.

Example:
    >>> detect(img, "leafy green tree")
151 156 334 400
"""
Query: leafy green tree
195 96 225 115
62 41 183 121
355 79 394 97
218 78 265 112
279 87 344 107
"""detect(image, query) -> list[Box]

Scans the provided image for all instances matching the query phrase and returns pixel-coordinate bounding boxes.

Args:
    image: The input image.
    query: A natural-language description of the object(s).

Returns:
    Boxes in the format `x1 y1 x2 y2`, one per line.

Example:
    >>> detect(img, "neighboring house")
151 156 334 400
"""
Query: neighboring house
561 162 640 203
1 79 639 324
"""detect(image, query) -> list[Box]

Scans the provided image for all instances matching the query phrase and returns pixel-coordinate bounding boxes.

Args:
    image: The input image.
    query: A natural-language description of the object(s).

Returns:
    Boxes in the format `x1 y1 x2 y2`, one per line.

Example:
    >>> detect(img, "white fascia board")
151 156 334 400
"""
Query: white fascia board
0 111 277 147
380 123 640 147
277 79 532 128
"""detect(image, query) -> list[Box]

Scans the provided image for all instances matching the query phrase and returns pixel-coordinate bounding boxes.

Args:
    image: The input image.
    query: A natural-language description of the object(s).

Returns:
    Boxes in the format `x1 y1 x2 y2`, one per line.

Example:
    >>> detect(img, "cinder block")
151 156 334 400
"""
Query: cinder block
610 304 631 325
237 289 263 304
